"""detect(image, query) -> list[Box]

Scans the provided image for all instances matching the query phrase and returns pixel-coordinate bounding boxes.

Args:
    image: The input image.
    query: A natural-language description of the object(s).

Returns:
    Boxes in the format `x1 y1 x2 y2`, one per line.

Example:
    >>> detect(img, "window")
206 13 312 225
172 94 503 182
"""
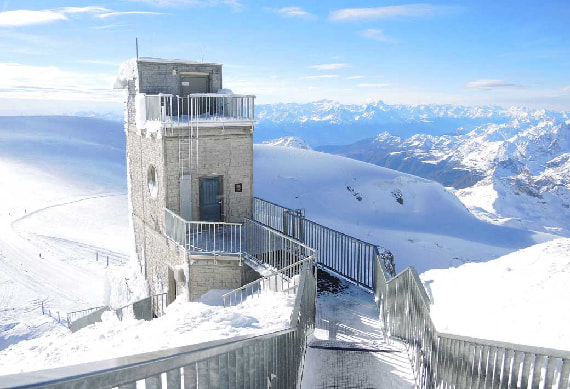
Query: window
148 165 158 198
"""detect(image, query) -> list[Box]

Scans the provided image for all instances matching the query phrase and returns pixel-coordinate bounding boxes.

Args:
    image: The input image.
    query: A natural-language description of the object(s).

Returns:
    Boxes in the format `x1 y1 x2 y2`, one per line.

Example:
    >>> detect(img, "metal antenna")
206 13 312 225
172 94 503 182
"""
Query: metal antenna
136 37 139 59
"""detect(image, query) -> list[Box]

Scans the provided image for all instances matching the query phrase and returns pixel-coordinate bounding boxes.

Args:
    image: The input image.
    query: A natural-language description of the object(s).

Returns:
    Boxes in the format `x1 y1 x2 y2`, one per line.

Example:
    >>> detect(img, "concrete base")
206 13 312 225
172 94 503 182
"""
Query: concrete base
188 255 261 301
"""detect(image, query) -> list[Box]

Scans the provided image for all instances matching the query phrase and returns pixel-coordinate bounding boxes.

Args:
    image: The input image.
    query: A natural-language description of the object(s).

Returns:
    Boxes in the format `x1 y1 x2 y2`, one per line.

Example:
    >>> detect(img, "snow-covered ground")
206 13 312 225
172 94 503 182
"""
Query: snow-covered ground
254 145 556 273
1 115 568 377
0 290 295 375
421 238 570 350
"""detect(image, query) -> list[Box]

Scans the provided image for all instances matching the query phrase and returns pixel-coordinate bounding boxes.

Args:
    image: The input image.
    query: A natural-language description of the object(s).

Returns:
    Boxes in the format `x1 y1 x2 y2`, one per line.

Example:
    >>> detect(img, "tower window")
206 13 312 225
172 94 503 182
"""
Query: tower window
148 165 158 198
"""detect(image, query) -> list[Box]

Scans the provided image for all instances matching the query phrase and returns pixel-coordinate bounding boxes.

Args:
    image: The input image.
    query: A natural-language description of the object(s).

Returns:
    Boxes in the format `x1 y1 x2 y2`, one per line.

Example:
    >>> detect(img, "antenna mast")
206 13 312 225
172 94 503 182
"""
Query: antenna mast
136 38 139 59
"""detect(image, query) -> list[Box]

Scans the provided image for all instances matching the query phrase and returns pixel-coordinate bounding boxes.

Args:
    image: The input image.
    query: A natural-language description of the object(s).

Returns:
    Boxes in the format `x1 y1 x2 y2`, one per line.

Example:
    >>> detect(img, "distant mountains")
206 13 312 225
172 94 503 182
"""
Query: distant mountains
257 101 570 235
254 100 569 146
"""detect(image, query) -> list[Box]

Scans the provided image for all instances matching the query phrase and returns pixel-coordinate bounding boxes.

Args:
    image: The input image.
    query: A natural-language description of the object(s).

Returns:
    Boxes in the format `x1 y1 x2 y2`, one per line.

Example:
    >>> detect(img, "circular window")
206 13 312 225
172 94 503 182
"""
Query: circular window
147 165 158 198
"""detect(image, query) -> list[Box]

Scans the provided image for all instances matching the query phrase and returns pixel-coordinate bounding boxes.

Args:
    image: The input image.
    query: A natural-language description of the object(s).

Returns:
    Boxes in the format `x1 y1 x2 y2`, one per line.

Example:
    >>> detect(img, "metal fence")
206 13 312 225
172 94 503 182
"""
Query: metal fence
165 208 243 257
66 306 107 327
2 252 316 389
244 217 316 271
373 251 570 388
253 197 375 288
223 258 315 307
152 292 169 318
253 197 304 233
254 197 570 388
144 93 255 124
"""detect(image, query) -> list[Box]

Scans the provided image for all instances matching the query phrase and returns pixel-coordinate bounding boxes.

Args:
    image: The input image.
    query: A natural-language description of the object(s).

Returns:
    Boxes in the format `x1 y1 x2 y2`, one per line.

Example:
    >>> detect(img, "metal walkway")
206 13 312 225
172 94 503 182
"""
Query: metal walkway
301 271 415 389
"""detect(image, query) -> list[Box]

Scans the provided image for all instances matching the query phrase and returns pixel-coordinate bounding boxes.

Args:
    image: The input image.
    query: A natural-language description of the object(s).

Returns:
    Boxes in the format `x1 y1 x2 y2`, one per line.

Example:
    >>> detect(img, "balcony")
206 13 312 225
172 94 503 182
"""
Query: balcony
141 93 255 128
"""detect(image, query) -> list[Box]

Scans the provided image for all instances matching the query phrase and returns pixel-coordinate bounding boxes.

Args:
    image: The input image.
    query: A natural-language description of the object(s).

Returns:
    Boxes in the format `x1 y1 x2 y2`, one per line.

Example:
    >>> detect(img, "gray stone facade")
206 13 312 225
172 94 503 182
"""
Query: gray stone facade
121 58 255 301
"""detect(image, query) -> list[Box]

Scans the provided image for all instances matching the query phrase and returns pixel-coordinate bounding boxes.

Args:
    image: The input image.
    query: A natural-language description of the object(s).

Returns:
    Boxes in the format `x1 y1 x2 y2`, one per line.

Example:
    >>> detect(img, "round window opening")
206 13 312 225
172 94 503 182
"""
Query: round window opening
147 165 158 198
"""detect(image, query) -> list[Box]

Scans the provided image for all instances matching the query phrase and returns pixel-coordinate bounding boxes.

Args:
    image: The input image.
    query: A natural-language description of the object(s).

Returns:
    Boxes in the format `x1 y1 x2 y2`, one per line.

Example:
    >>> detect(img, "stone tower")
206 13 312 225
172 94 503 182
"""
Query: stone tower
115 58 255 302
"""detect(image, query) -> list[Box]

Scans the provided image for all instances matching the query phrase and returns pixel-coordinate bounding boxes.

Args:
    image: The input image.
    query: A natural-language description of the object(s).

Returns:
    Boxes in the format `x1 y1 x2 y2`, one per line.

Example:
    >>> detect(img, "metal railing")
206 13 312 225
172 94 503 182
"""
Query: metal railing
66 306 107 327
223 258 315 307
152 292 169 318
143 93 255 125
164 208 242 257
254 197 570 388
373 251 570 388
253 197 376 288
244 217 316 271
2 248 316 389
253 197 304 232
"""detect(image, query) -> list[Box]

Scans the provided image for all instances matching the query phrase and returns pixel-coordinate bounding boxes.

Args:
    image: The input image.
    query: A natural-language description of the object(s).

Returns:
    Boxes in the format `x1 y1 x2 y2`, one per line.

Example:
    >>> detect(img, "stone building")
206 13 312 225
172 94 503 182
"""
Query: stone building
115 58 256 303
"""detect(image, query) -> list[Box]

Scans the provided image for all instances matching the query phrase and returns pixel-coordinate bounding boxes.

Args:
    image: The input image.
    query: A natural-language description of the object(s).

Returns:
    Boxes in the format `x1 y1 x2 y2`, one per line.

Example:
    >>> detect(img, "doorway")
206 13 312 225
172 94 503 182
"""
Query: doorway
199 176 222 222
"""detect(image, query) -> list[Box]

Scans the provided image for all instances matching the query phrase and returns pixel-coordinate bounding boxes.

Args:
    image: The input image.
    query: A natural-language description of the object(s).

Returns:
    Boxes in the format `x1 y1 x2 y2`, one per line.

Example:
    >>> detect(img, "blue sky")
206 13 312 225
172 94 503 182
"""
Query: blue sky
0 0 568 114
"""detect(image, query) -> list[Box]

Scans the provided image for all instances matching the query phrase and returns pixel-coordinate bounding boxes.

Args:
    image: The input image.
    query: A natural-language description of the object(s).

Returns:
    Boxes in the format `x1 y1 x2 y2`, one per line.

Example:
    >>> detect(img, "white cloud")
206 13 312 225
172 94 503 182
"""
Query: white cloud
303 75 340 79
268 6 315 19
0 6 162 27
78 60 121 66
360 29 391 42
0 10 67 27
347 75 365 79
125 0 242 9
55 7 110 14
309 63 348 71
329 4 449 22
359 83 391 88
97 11 164 18
0 63 120 102
465 79 521 90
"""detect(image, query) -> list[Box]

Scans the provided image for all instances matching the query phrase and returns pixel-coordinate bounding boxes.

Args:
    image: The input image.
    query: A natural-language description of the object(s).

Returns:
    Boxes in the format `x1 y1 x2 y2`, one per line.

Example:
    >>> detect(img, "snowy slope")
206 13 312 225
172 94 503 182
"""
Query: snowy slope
322 115 570 235
421 238 570 350
0 290 295 375
0 117 132 351
254 145 555 274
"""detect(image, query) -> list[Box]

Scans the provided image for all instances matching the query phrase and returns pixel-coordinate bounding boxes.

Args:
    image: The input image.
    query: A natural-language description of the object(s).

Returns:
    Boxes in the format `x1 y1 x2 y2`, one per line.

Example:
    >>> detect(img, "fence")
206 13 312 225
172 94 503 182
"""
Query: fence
373 248 570 388
223 258 315 307
66 306 107 327
254 197 570 388
244 217 316 272
152 292 169 318
143 93 255 124
2 251 316 389
253 197 304 232
165 208 243 257
253 197 376 288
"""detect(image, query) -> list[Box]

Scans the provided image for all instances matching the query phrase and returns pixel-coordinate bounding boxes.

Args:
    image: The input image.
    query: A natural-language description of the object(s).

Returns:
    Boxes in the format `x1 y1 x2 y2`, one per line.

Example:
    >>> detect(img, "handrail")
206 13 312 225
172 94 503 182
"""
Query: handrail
164 208 243 257
222 257 316 307
142 93 255 125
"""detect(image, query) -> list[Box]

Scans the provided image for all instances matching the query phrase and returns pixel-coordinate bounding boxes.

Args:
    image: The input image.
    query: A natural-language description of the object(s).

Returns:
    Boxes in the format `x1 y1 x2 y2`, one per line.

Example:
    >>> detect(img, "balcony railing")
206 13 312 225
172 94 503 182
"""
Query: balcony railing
164 208 242 257
142 93 255 125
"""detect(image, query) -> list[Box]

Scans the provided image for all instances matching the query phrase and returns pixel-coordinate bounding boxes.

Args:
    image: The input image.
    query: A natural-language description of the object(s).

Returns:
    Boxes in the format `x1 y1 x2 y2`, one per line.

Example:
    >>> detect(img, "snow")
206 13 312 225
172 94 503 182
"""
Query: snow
301 271 414 388
113 58 137 90
254 145 555 274
421 238 570 350
0 290 296 375
261 136 312 150
1 115 568 378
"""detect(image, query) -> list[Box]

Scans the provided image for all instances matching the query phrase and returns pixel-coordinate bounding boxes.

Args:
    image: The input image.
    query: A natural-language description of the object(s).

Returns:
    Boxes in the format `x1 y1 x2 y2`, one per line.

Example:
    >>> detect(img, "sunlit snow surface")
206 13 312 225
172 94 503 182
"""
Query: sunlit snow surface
0 117 568 376
422 238 570 350
0 291 295 375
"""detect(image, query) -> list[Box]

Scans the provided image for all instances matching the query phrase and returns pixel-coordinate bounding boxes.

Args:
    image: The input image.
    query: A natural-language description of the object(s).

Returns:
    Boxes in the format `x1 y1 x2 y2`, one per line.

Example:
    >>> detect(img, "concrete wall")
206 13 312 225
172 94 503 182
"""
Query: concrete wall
188 257 261 301
164 127 253 223
137 60 222 96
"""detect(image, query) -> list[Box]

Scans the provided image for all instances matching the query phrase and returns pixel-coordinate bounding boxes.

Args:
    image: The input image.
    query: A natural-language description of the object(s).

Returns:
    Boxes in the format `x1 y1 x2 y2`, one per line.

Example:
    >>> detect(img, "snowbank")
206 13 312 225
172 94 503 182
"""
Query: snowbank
0 291 295 375
421 238 570 350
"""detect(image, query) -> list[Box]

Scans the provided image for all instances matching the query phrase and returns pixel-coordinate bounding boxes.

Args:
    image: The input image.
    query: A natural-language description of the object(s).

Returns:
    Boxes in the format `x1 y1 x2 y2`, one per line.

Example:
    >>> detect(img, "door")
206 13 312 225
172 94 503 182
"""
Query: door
180 74 210 116
199 176 222 221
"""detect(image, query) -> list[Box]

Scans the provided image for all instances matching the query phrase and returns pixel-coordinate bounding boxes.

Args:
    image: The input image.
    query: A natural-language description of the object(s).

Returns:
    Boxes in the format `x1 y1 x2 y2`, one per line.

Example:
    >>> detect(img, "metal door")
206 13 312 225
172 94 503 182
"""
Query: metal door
199 176 222 221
